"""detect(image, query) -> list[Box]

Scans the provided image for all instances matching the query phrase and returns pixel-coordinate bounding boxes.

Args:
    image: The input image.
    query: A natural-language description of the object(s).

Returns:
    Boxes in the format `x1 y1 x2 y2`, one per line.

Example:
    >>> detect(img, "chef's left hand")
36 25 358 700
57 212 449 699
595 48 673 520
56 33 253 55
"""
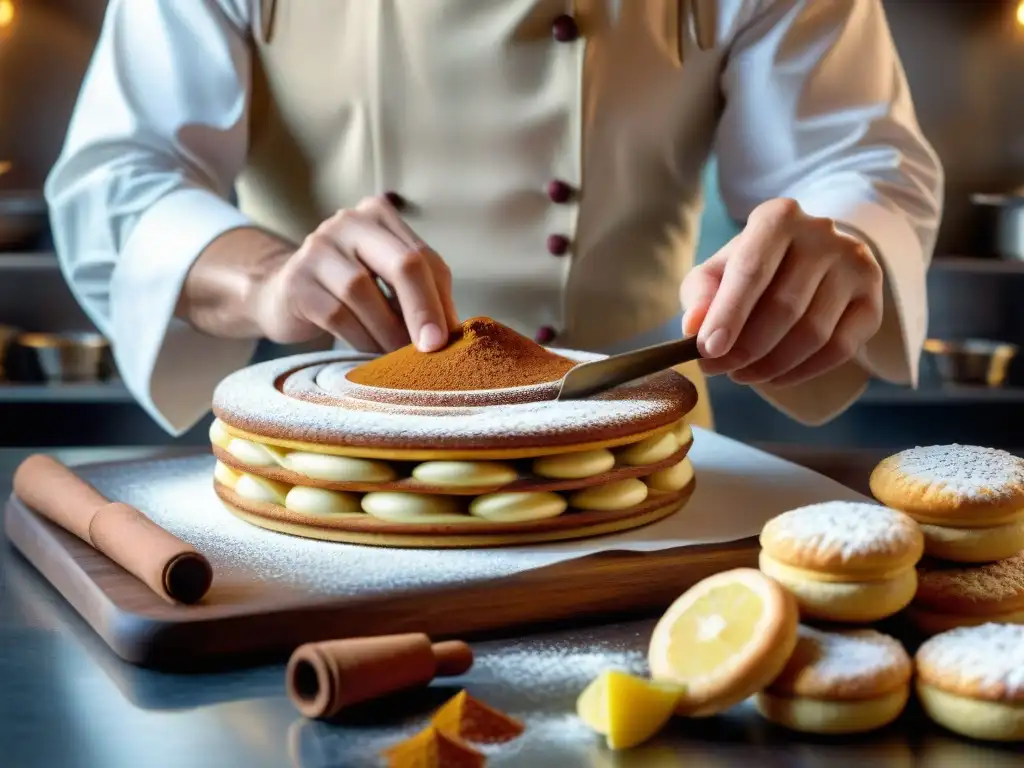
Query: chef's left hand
679 198 883 387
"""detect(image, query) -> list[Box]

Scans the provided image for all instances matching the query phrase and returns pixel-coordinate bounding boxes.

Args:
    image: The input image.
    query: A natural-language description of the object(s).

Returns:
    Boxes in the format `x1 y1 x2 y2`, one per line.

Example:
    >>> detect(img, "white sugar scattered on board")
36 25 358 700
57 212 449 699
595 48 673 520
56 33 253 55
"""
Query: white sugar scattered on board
796 626 908 683
211 351 687 445
917 623 1024 698
764 501 917 560
285 621 652 766
918 552 1024 603
892 444 1024 501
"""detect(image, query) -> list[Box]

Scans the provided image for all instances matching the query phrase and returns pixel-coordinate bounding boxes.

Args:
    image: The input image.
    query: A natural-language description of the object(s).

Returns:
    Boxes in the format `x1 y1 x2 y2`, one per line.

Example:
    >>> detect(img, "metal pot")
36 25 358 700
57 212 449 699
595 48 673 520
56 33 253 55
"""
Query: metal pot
922 338 1018 387
6 331 112 383
971 191 1024 260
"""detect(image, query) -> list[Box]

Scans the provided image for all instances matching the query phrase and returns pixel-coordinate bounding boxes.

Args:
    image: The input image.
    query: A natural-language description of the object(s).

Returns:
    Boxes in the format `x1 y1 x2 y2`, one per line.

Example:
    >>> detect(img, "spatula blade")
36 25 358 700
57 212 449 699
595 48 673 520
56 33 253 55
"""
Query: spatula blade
556 336 702 400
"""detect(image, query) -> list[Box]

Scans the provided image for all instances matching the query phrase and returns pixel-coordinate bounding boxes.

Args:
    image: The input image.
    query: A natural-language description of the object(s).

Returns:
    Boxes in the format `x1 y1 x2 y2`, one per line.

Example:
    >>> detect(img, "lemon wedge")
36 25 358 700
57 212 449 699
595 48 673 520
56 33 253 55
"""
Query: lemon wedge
577 669 683 750
648 567 799 717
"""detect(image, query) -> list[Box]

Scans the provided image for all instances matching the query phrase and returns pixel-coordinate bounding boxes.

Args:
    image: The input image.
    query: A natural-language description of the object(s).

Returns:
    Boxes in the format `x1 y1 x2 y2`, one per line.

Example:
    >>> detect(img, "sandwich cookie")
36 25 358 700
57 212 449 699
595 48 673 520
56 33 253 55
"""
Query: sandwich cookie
908 552 1024 636
916 623 1024 742
755 626 913 734
917 519 1024 564
648 568 800 717
870 444 1024 527
758 502 924 623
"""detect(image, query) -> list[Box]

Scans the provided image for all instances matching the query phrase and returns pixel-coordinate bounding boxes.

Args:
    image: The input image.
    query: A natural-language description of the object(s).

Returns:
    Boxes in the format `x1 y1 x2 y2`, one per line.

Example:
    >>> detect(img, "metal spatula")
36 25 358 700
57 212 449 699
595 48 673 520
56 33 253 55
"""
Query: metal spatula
556 335 703 400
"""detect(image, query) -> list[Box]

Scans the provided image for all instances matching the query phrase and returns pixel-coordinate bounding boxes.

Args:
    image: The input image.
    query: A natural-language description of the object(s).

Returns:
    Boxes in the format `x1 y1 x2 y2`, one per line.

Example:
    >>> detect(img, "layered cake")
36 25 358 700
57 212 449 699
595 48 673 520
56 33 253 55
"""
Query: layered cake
208 318 699 548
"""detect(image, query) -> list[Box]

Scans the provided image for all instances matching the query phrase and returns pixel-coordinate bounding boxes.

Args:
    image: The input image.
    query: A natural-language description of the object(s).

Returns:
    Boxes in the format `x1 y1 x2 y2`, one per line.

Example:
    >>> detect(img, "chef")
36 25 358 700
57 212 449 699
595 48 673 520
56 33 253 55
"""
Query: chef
45 0 942 436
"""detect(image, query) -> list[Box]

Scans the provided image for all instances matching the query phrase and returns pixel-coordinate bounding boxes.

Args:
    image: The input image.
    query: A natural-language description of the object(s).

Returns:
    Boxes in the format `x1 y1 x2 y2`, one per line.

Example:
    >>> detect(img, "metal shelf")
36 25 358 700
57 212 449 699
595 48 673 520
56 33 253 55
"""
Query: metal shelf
711 378 1024 406
0 381 132 403
930 256 1024 274
0 252 59 270
859 381 1024 404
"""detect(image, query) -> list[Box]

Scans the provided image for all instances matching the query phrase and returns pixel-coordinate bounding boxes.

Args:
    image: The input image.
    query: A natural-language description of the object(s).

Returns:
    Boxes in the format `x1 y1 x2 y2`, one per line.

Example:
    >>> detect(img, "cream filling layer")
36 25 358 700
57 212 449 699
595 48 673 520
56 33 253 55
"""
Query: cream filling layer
755 686 910 735
759 553 917 621
917 683 1024 742
531 448 616 480
616 430 679 466
285 486 363 517
214 460 241 489
234 473 291 506
212 417 692 488
227 437 278 467
360 491 468 523
570 478 649 511
223 465 686 525
645 458 694 493
920 518 1024 562
757 552 911 584
411 460 518 488
210 419 233 450
282 451 397 483
469 491 568 522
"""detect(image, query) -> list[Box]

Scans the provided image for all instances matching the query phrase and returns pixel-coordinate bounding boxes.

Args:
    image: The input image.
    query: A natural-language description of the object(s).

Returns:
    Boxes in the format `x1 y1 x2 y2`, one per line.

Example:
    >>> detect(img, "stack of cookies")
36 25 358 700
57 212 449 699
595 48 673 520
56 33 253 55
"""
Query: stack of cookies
575 473 1024 749
869 444 1024 636
750 501 923 735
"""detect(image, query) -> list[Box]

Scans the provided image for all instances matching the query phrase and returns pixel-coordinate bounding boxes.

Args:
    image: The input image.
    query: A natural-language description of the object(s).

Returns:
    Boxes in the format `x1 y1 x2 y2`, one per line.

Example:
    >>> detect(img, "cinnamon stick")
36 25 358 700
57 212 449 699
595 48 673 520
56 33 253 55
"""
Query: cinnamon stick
12 454 213 604
286 633 474 719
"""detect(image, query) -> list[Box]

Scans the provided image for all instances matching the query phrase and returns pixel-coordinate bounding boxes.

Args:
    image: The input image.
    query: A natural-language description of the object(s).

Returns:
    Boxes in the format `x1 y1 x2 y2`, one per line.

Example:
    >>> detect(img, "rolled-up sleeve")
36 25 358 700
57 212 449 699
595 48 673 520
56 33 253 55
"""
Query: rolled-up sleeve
714 0 944 425
45 0 259 436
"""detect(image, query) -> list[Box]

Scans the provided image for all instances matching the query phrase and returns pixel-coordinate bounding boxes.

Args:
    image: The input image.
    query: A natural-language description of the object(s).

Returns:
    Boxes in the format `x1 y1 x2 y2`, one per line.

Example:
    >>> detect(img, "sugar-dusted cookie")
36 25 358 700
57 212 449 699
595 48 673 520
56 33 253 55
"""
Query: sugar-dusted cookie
755 625 912 734
758 501 924 622
916 623 1024 741
870 444 1024 528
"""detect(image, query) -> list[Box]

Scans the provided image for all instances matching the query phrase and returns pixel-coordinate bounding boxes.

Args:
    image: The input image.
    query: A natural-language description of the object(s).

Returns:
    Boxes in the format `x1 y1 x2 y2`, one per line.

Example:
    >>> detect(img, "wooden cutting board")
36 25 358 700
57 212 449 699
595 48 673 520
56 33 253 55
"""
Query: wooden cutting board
4 493 758 671
2 433 874 672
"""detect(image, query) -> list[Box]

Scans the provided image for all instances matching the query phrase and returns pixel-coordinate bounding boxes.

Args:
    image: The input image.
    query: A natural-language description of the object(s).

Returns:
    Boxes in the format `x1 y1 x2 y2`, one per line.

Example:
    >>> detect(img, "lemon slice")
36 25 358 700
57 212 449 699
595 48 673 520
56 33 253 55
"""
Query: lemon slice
648 567 799 717
577 669 683 750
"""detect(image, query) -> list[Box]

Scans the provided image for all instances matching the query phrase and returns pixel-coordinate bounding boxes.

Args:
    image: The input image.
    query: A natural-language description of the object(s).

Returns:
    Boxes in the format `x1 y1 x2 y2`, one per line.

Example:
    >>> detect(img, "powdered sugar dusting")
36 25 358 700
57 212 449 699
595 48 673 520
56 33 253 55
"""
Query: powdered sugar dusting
793 625 909 686
917 552 1024 604
286 622 649 766
211 351 692 451
917 623 1024 700
78 456 561 597
892 444 1024 502
763 501 919 561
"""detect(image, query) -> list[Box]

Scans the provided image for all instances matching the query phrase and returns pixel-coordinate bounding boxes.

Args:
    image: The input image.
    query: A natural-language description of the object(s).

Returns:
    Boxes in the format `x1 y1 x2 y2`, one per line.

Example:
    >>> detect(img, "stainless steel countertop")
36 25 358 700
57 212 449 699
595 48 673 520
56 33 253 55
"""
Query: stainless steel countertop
2 447 1021 767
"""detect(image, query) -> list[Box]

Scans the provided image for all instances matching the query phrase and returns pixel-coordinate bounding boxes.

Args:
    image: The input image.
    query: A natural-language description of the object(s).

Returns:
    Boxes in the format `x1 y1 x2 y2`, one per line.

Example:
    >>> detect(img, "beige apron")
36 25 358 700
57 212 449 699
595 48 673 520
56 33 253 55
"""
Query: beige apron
235 1 732 431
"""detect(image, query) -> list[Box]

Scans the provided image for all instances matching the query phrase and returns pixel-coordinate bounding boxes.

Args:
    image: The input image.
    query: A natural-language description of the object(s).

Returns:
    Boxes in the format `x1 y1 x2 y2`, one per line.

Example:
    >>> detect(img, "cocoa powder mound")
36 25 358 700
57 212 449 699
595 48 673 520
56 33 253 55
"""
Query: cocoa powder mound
346 317 576 392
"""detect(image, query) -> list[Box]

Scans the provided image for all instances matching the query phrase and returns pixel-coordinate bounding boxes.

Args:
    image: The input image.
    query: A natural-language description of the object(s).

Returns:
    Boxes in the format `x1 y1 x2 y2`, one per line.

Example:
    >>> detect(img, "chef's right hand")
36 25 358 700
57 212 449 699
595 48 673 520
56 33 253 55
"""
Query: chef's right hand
251 196 460 353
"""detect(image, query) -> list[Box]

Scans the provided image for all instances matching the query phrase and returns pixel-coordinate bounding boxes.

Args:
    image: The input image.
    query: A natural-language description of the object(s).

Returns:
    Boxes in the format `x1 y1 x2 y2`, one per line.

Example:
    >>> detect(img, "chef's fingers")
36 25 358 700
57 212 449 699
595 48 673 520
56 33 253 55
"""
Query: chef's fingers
296 280 383 353
356 196 461 333
318 210 449 352
679 247 728 337
309 243 410 350
728 270 850 385
697 199 799 359
707 241 834 376
422 248 461 332
765 298 877 387
356 196 427 251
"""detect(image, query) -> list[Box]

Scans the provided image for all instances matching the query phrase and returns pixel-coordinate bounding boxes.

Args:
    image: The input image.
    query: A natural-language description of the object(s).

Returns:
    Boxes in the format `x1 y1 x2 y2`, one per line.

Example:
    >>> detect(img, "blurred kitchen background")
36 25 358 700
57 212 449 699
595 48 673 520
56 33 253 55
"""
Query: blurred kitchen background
2 0 1024 451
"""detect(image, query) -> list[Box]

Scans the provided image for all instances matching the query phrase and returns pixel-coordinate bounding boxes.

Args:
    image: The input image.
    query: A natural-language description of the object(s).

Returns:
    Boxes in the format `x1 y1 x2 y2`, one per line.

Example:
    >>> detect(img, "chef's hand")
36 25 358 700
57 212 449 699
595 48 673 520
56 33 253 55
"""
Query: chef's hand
679 198 883 388
252 196 459 353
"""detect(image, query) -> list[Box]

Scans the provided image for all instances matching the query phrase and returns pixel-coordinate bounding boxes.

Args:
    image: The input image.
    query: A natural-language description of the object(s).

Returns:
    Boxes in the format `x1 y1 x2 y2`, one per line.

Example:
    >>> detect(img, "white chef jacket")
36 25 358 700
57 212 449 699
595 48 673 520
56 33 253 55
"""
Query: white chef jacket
45 0 943 437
